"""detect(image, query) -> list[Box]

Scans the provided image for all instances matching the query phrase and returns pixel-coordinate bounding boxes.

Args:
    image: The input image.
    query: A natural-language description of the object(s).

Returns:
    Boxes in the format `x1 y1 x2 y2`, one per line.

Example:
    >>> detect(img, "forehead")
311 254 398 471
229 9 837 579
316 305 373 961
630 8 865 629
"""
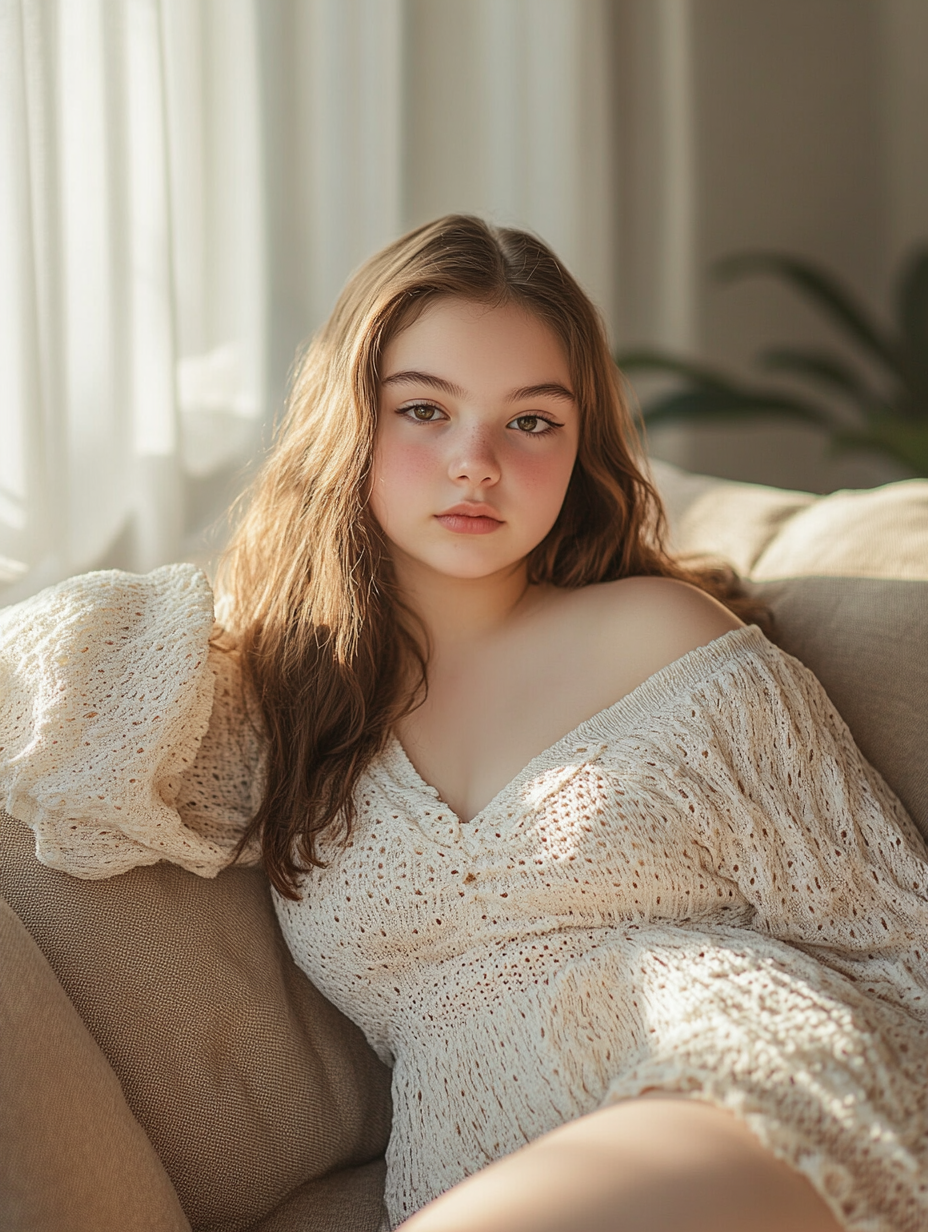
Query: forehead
381 297 571 385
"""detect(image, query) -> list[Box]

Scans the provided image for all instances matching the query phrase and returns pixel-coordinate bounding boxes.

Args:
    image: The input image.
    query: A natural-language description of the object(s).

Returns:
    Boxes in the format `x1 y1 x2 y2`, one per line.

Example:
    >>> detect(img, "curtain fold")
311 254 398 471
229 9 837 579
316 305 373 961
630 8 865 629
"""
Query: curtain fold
1 0 267 604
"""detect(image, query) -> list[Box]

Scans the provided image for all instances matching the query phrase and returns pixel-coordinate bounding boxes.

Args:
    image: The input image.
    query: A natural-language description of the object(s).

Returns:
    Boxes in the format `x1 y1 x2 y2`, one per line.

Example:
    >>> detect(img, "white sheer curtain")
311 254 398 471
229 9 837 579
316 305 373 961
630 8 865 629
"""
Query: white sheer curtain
1 0 266 604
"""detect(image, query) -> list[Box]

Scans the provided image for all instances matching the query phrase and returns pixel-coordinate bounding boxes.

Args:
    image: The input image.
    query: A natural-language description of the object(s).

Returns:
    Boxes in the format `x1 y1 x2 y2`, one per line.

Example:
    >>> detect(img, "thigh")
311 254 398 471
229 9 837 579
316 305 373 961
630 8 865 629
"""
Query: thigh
398 1097 844 1232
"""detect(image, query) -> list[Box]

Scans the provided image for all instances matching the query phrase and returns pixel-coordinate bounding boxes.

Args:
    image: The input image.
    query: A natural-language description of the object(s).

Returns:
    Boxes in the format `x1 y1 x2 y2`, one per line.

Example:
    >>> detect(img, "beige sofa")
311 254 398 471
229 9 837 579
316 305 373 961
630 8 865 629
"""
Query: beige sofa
2 462 927 1232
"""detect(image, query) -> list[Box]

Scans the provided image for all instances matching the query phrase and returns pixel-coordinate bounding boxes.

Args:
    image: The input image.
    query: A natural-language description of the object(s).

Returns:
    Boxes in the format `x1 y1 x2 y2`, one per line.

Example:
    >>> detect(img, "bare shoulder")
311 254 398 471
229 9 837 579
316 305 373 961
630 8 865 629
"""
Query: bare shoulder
605 576 743 643
556 576 744 692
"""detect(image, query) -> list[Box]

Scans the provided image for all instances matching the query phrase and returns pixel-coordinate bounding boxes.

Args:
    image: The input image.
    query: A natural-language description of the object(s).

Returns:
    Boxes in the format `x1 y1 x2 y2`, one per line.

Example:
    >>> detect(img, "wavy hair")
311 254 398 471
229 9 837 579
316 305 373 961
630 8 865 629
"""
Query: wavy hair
218 215 761 898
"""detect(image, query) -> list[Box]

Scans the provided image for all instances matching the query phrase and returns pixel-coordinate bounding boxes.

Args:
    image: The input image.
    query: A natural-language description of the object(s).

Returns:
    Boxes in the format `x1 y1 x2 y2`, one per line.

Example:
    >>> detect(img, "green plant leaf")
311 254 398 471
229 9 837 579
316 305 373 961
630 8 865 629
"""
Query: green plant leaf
618 348 836 429
757 346 884 418
715 252 898 373
896 247 928 415
830 422 928 475
759 346 866 393
619 245 928 476
616 349 733 390
637 385 834 431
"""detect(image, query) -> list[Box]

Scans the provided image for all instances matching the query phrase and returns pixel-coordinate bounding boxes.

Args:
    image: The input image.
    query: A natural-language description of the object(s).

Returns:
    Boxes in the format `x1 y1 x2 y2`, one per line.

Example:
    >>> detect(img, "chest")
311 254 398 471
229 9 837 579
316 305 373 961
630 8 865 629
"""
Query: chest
280 747 748 984
395 630 662 825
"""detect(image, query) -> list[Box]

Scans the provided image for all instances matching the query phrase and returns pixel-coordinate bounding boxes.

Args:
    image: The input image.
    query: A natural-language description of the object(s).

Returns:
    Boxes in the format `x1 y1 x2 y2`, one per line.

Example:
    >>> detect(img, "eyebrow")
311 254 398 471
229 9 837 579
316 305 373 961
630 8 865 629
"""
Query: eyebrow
507 382 575 404
381 370 465 398
381 370 576 404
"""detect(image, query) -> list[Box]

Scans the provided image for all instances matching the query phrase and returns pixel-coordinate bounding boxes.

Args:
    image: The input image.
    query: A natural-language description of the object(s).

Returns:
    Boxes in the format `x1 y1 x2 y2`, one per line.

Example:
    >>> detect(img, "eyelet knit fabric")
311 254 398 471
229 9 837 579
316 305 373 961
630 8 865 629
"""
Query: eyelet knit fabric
3 569 928 1231
0 564 263 876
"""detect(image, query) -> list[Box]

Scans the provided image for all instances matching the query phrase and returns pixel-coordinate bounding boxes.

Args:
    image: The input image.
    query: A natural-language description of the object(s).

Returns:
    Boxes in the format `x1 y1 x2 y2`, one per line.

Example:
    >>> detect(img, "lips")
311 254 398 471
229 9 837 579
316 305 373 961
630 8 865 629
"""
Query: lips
434 504 504 535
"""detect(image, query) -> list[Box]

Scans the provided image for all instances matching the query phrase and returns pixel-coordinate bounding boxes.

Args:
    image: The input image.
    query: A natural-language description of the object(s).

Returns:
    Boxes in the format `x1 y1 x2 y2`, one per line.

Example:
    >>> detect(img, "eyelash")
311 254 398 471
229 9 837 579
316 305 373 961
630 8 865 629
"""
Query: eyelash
397 402 563 436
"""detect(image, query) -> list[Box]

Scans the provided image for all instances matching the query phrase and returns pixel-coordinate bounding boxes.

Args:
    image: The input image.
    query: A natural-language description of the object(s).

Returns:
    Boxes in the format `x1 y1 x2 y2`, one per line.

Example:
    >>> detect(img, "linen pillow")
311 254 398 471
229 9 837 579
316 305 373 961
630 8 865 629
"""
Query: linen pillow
0 812 392 1232
653 458 928 581
754 576 928 843
651 459 815 576
0 894 191 1232
752 480 928 580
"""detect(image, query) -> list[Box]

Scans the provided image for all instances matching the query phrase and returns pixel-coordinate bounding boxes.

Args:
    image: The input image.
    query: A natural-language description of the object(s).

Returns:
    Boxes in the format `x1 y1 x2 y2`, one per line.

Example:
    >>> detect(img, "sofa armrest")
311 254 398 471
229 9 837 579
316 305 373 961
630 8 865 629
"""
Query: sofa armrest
0 895 190 1232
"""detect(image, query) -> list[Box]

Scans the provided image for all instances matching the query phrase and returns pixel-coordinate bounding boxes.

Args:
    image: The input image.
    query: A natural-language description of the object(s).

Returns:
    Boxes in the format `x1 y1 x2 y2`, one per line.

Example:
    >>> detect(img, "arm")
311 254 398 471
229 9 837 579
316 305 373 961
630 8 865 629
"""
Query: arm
0 564 255 878
683 637 928 1020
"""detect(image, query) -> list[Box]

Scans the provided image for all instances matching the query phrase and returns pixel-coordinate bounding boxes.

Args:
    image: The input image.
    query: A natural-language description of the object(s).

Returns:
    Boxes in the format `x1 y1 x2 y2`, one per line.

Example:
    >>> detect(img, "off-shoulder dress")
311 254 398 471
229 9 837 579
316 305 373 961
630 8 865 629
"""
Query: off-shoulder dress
2 564 928 1232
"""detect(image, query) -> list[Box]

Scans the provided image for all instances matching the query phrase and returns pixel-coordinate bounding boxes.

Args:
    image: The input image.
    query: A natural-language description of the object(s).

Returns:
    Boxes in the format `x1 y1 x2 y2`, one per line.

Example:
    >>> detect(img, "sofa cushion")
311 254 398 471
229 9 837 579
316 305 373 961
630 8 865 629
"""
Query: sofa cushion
0 814 392 1232
652 459 928 580
652 461 928 844
0 894 191 1232
753 577 928 845
246 1161 387 1232
651 459 816 577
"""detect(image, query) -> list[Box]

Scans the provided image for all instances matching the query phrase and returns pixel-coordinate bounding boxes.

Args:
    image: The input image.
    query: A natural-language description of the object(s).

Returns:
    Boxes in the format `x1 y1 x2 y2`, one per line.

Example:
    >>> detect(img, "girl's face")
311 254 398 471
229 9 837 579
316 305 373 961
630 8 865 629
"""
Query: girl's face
370 297 580 583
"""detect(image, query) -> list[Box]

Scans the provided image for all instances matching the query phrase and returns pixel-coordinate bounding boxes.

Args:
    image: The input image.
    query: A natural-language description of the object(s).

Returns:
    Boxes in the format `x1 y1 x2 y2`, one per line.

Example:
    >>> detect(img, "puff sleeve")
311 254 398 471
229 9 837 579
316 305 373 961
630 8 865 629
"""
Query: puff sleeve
0 564 261 878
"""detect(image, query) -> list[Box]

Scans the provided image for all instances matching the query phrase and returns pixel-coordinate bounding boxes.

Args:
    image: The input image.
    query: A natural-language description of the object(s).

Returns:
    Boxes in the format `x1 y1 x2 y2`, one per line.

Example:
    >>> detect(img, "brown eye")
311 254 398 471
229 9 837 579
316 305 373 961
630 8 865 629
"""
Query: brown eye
405 404 440 421
512 414 557 434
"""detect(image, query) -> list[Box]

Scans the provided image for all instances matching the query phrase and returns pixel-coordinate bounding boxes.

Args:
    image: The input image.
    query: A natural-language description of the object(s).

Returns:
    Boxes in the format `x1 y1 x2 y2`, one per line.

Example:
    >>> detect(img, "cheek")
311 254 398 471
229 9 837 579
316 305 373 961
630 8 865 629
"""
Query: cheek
506 444 576 514
373 433 436 489
369 432 437 529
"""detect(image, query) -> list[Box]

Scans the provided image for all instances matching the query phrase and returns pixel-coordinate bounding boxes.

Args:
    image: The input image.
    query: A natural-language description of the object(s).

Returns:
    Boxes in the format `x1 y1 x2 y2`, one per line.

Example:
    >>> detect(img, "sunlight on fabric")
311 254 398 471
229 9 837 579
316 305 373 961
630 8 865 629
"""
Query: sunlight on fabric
178 343 260 477
127 0 176 459
0 91 29 541
1 0 270 604
0 0 39 579
59 0 125 570
306 0 402 324
480 0 583 264
162 0 265 476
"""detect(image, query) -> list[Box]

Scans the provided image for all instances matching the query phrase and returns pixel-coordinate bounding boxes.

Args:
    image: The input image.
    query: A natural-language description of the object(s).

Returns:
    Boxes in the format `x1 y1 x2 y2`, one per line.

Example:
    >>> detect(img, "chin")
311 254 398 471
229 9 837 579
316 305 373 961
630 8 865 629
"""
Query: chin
436 555 530 581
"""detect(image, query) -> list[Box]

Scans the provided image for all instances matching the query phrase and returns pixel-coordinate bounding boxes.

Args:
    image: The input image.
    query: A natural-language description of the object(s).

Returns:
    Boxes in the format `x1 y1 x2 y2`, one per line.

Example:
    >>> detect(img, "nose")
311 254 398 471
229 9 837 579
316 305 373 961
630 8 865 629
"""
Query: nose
448 424 501 486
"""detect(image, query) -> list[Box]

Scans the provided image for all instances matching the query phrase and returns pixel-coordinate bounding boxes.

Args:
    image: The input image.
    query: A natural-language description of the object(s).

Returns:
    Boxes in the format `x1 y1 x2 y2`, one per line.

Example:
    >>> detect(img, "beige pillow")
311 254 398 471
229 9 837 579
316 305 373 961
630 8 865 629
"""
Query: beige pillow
653 461 928 843
754 577 928 843
246 1162 387 1232
0 813 391 1232
1 894 191 1232
651 459 815 576
752 480 928 580
653 459 928 581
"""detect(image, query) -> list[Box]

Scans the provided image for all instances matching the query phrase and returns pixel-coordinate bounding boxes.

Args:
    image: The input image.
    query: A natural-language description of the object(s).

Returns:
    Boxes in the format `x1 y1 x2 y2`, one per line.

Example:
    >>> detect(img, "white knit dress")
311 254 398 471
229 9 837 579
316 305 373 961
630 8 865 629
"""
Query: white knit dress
2 564 928 1232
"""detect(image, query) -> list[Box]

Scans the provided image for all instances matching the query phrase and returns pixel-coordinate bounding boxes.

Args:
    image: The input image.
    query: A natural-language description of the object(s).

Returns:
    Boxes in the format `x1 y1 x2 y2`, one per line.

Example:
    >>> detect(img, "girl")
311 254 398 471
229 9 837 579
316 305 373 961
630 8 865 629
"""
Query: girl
3 216 928 1231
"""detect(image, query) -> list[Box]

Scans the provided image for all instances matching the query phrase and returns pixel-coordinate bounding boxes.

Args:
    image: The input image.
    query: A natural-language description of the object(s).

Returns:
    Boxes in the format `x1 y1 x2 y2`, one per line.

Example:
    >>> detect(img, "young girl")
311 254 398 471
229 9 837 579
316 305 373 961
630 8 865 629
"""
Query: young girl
3 216 928 1231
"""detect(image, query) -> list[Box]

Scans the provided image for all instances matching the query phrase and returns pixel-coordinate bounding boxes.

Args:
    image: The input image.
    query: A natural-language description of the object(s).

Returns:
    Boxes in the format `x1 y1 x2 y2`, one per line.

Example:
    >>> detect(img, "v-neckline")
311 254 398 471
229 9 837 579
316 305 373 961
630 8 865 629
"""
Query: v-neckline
387 624 761 829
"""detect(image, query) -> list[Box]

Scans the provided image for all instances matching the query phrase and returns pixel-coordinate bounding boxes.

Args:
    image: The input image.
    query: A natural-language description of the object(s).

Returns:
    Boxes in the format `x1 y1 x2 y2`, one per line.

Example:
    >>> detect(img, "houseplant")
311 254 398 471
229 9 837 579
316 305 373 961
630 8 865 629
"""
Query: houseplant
617 247 928 478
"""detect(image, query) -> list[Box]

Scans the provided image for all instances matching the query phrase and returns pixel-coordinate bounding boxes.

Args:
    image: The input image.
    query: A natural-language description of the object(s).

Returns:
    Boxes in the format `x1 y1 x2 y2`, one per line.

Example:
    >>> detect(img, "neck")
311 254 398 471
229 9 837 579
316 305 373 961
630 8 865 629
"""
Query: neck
390 553 536 652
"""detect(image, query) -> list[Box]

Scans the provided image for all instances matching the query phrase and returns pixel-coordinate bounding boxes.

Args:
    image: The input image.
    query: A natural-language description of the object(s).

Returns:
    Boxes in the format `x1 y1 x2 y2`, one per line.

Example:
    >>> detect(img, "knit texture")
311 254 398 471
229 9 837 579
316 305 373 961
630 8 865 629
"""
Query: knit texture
276 628 928 1231
0 565 263 877
3 570 928 1230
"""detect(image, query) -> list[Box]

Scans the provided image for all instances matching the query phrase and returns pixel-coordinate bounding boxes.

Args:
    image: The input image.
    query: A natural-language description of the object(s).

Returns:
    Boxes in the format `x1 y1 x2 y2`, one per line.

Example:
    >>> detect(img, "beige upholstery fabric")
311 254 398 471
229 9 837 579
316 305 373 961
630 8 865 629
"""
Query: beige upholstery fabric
651 459 815 576
0 894 191 1232
653 460 928 843
752 480 928 580
652 459 928 581
756 577 928 843
0 812 392 1232
245 1162 387 1232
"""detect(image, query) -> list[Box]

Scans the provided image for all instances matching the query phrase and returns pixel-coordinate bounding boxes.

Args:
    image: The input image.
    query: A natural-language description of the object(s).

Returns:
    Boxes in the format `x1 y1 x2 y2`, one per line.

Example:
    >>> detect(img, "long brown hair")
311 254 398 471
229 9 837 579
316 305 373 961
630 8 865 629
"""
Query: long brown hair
219 215 759 898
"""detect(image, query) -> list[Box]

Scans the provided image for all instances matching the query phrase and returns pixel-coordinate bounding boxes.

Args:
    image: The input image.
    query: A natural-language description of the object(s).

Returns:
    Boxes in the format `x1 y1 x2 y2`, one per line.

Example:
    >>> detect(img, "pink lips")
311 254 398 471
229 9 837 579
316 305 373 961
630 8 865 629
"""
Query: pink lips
435 504 504 535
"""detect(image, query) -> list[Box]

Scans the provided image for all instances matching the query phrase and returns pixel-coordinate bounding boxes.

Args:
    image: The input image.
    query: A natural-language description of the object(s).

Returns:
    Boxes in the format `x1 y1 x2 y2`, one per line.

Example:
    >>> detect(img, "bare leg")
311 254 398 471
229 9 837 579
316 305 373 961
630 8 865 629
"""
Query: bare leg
399 1097 844 1232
